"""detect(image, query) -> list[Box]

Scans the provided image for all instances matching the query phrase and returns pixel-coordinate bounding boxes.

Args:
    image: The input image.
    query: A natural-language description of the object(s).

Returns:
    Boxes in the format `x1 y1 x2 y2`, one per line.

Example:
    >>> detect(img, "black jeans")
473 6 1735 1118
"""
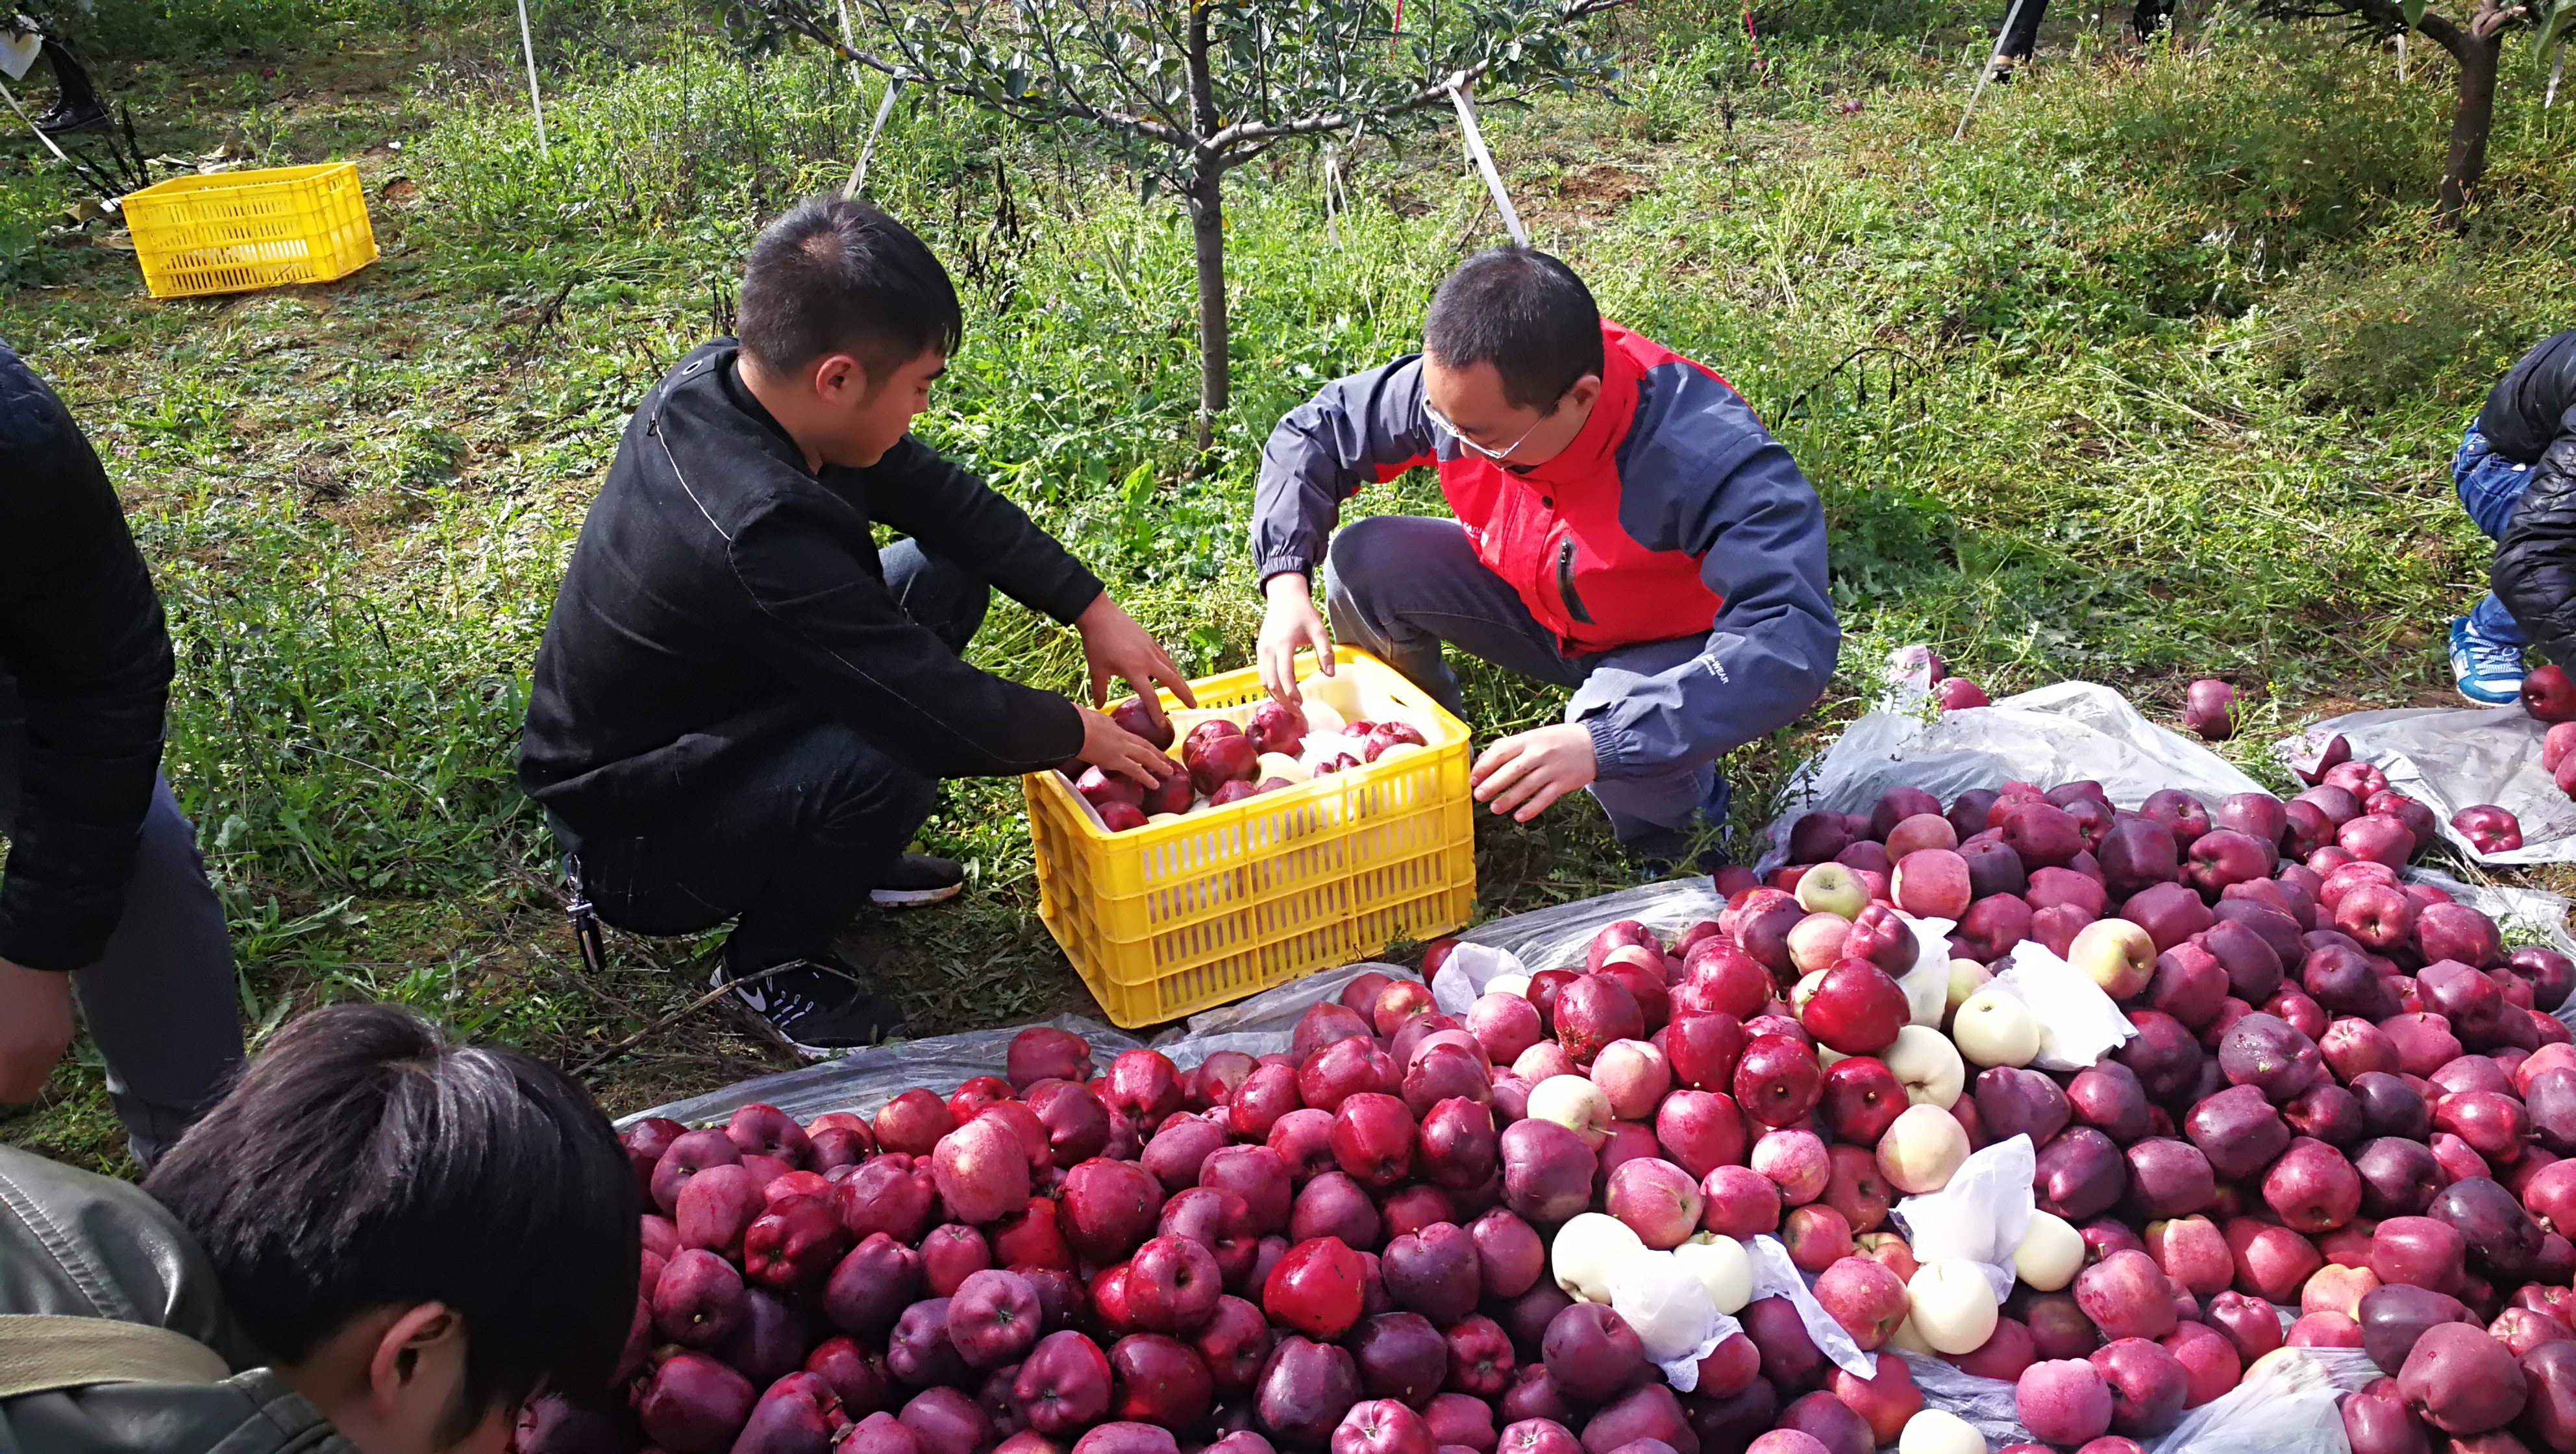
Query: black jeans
559 540 984 972
0 674 245 1166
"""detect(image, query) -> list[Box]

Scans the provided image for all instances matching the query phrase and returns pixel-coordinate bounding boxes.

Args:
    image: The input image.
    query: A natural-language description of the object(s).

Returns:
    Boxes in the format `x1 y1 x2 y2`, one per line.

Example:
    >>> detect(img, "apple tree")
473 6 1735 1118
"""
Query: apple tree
2259 0 2576 215
728 0 1626 444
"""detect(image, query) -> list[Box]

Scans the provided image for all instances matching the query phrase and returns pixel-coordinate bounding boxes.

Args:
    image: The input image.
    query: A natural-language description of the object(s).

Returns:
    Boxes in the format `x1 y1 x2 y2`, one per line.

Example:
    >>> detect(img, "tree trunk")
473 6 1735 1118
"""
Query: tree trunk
1189 160 1228 452
1186 1 1226 451
2418 10 2501 218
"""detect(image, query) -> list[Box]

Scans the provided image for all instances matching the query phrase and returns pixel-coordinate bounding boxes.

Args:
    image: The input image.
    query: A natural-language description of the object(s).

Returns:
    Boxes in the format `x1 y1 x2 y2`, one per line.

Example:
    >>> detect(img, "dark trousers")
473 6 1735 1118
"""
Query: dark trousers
558 541 982 972
1321 515 1720 853
0 676 245 1167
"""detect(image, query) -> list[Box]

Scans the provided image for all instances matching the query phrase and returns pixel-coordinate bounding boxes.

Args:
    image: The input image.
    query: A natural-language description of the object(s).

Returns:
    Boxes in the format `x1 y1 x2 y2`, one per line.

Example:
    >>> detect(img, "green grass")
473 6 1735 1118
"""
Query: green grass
3 0 2573 1170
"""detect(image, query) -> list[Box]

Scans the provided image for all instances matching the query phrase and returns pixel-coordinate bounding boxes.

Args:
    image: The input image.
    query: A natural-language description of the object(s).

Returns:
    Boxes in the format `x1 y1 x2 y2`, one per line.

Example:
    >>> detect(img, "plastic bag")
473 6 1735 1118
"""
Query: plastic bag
1746 1234 1876 1378
2150 1347 2379 1454
2272 708 2576 865
1990 941 2139 1070
1892 1135 2037 1302
1758 680 2269 874
1897 1350 2029 1448
1431 943 1531 1017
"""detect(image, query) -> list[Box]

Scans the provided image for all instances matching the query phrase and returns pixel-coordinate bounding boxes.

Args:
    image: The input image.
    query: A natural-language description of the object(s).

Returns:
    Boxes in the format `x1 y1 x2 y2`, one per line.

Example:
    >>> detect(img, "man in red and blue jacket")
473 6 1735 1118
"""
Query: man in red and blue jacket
1251 246 1838 862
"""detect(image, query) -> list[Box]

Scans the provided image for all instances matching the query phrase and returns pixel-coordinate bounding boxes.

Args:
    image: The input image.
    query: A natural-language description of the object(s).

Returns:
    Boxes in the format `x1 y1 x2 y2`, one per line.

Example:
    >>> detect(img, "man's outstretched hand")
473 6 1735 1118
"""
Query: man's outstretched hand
1077 708 1180 789
1258 573 1334 707
1471 723 1600 822
1074 592 1196 732
0 960 73 1103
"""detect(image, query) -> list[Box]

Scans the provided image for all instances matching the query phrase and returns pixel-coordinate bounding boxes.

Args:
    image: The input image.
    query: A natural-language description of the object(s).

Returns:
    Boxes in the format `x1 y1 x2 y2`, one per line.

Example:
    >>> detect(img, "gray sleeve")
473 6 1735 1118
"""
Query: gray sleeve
1249 356 1441 584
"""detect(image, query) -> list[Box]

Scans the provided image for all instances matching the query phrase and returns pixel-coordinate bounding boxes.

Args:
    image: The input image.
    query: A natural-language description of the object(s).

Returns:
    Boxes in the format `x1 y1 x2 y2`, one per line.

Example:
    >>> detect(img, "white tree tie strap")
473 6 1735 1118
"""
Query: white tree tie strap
845 75 905 199
0 78 68 162
1447 79 1528 247
516 0 548 156
1953 0 2030 142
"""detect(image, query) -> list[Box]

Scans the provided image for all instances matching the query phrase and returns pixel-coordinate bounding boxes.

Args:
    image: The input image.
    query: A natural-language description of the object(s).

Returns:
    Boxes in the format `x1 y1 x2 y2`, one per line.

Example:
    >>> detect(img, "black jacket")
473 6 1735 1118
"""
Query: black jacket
2488 330 2576 666
0 1144 345 1454
0 341 174 972
519 342 1101 834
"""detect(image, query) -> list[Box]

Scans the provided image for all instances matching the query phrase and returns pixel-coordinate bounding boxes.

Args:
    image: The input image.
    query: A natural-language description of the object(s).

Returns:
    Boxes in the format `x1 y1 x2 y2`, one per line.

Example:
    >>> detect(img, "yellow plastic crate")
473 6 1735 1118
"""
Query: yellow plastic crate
121 163 378 300
1026 647 1477 1028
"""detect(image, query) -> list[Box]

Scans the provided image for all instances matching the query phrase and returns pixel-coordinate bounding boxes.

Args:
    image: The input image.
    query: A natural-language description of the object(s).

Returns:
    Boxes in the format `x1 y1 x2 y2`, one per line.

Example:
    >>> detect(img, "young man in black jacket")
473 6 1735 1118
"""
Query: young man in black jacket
2450 328 2576 704
0 338 244 1164
519 199 1185 1054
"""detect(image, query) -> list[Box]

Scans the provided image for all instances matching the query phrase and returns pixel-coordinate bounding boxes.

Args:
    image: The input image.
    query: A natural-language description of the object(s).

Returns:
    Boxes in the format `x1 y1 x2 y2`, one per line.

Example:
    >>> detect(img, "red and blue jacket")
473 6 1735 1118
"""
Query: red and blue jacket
1250 321 1838 780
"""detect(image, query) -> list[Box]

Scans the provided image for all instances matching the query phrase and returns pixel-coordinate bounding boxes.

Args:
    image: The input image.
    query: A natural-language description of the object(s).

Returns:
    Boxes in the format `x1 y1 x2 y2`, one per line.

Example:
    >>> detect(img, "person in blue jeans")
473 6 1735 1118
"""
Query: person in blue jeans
2453 328 2576 704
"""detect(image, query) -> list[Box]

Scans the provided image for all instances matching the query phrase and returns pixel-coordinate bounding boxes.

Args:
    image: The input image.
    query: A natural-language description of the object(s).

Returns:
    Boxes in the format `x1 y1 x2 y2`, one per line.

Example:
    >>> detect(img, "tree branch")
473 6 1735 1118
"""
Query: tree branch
775 2 1205 148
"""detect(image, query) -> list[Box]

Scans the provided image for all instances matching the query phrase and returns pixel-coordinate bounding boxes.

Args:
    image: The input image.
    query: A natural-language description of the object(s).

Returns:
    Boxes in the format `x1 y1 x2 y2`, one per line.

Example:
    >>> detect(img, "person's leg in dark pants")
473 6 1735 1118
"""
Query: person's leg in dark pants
35 38 108 134
0 676 244 1167
567 719 935 1051
1995 0 2049 68
1322 516 1726 856
70 780 247 1165
1321 515 1587 718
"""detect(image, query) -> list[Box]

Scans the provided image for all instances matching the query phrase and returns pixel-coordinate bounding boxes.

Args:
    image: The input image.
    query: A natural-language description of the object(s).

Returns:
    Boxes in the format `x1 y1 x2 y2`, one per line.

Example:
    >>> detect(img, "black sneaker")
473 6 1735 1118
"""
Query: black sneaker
872 852 965 907
713 955 909 1055
33 99 110 136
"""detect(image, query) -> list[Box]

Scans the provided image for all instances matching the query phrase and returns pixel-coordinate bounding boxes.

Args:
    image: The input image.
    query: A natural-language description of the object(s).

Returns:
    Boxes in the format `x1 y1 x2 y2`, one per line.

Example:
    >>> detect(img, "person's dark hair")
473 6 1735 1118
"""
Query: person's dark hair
143 1004 638 1435
737 196 963 391
1423 246 1605 411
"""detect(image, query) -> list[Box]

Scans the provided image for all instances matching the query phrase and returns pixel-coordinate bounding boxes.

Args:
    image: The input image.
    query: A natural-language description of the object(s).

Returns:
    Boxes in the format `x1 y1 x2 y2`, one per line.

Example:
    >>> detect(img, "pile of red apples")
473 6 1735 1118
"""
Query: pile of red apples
1072 697 1428 832
523 757 2576 1454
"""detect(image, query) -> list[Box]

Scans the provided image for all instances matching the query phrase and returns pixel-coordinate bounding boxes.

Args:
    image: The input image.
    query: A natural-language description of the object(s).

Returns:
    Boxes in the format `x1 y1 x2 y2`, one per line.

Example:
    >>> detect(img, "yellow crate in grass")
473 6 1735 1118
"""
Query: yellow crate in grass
121 163 378 299
1025 647 1477 1028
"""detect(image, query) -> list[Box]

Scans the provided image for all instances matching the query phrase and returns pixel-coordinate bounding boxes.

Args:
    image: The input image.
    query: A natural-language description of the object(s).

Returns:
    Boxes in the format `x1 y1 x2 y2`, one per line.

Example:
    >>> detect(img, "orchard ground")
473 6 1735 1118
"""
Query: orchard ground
3 0 2573 1171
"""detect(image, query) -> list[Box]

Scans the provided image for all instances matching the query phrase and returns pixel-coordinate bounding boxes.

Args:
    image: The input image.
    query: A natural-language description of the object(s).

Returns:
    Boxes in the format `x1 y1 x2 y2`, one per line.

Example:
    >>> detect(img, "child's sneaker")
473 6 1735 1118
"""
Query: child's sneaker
2451 616 2527 705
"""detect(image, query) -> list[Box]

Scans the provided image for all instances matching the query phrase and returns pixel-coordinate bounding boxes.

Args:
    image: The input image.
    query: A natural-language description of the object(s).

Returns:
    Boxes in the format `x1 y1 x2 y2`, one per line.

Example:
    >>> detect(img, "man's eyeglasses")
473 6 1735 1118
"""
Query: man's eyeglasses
1424 397 1544 462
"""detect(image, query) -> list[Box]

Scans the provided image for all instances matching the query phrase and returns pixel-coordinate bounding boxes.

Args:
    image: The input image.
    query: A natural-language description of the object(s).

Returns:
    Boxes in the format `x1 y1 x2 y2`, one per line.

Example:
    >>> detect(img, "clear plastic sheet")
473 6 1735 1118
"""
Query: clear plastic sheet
1450 880 1728 973
1746 1234 1876 1379
2273 709 2576 866
620 963 1396 1127
2148 1348 2381 1454
1757 680 2269 874
1896 1350 2030 1449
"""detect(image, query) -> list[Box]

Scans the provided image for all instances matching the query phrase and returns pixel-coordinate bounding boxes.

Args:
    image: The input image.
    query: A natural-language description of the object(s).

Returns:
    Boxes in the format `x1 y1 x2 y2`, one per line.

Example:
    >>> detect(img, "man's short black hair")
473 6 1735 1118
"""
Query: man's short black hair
737 196 963 389
1423 246 1605 411
144 1004 638 1428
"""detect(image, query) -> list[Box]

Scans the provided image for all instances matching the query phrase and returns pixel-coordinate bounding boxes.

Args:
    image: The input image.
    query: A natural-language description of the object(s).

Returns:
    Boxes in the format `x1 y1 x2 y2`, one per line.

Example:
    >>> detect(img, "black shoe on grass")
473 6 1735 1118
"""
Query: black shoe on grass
713 954 908 1055
872 852 965 907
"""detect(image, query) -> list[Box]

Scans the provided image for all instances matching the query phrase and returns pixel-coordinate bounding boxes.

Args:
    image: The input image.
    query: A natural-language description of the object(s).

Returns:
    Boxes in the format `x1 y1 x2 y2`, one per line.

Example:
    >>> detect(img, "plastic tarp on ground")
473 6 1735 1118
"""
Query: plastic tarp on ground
2273 708 2576 866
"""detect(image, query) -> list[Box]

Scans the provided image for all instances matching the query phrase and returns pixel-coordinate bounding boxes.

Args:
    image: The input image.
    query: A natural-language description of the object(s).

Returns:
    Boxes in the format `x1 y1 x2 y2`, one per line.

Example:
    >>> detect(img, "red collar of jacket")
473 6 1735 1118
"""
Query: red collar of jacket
1509 325 1644 491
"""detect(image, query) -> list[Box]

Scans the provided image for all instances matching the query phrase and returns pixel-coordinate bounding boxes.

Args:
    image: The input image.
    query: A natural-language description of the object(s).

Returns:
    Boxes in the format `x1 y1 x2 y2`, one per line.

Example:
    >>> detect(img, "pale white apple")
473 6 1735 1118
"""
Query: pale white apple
1550 1213 1644 1304
1876 1103 1970 1194
1900 1410 1988 1454
2012 1210 2085 1292
1256 753 1309 783
1881 1024 1964 1107
1945 959 1992 1020
1487 973 1532 998
1609 1249 1720 1362
1907 1259 2000 1355
1527 1074 1616 1148
1147 813 1185 826
1672 1235 1753 1314
1951 987 2041 1068
1602 945 1665 979
2068 918 2156 1001
1796 863 1868 919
